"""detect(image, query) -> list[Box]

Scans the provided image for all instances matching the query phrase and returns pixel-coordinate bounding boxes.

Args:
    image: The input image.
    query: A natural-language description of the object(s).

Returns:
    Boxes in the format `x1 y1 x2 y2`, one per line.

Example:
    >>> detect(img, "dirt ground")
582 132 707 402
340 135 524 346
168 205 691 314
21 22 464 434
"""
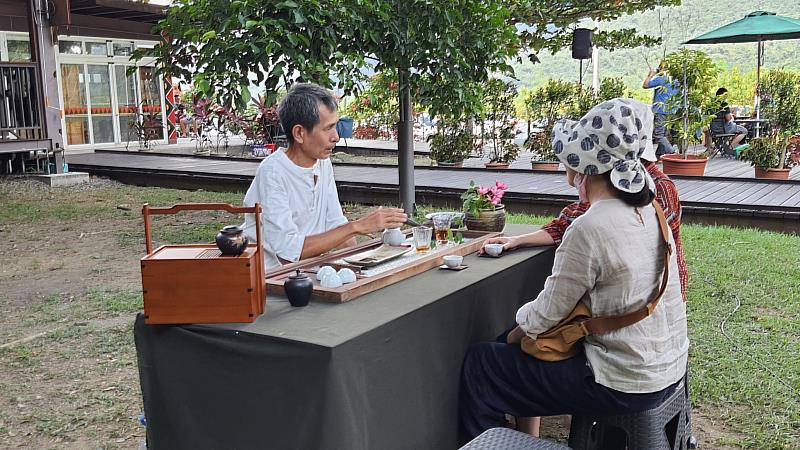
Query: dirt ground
0 177 744 449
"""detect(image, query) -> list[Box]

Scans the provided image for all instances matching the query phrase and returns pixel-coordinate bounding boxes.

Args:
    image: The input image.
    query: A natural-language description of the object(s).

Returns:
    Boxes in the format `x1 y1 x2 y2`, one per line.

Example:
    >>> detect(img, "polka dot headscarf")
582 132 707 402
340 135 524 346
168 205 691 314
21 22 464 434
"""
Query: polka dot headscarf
552 98 656 194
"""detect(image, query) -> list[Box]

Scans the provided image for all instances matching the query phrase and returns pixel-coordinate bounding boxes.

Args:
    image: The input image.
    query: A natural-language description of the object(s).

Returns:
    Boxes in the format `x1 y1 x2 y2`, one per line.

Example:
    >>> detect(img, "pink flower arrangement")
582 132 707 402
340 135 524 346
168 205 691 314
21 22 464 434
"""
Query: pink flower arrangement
462 180 507 215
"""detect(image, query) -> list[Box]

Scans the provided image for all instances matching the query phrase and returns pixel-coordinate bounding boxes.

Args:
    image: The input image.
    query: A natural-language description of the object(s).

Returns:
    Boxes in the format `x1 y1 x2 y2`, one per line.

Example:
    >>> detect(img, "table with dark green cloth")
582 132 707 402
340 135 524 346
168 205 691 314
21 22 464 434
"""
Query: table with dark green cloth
134 224 555 450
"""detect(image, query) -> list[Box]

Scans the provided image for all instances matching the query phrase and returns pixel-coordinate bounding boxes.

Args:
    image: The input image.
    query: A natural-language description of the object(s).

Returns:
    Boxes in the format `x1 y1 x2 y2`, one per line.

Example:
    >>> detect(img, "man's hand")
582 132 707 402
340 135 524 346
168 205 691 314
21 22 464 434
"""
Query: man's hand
478 236 518 255
354 207 407 234
643 68 658 88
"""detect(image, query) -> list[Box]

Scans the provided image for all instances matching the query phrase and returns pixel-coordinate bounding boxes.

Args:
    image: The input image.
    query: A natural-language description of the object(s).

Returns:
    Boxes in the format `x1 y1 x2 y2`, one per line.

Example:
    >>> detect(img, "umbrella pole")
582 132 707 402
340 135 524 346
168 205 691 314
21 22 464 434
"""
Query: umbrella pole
756 39 762 137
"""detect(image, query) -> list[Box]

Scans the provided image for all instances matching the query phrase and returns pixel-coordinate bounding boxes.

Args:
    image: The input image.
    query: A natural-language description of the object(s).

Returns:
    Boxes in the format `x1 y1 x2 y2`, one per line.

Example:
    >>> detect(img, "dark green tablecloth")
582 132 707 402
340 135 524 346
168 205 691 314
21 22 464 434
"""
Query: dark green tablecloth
135 224 555 450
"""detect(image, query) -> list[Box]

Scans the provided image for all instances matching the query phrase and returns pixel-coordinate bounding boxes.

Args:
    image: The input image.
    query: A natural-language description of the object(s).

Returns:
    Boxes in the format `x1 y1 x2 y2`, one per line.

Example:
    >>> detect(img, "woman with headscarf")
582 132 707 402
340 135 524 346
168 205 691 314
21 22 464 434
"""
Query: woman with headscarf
459 98 689 441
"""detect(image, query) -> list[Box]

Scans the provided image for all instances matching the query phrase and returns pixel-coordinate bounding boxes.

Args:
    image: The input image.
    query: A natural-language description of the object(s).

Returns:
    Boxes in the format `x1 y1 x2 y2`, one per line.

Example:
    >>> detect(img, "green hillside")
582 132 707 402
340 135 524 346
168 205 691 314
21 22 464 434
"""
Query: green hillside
511 0 800 102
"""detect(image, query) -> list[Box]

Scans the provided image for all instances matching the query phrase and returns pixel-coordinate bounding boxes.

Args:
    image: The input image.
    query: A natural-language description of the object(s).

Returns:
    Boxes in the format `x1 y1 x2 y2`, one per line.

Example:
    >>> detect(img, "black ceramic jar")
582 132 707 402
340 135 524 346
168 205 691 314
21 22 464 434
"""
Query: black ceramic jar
284 270 313 307
215 225 249 256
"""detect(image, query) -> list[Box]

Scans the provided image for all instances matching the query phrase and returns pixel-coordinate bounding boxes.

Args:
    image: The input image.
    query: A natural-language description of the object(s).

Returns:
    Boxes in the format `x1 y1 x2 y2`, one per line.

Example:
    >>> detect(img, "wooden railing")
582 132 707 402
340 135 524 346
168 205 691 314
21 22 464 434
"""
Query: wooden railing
0 62 44 141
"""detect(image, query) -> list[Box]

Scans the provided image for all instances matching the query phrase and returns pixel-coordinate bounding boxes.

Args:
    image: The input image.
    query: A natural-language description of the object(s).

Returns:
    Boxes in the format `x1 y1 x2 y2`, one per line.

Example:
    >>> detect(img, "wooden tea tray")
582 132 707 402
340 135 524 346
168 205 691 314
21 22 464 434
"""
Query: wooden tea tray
264 230 501 303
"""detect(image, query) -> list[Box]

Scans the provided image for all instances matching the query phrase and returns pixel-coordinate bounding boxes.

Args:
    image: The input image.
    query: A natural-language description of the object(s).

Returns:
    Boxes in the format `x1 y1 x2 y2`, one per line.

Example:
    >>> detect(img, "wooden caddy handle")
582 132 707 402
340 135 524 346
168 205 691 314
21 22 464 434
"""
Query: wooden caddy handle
142 203 263 260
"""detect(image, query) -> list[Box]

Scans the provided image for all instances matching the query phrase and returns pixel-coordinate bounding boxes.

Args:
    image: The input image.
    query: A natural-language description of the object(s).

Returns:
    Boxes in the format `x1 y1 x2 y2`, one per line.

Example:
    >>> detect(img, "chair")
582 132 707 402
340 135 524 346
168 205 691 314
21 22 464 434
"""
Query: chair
568 377 688 450
460 428 571 450
708 117 737 158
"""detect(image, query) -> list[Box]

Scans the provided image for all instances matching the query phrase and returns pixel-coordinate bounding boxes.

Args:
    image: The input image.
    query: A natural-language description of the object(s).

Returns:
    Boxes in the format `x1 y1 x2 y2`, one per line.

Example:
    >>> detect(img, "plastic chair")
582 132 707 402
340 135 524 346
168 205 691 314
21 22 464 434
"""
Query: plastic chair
460 428 571 450
568 378 687 450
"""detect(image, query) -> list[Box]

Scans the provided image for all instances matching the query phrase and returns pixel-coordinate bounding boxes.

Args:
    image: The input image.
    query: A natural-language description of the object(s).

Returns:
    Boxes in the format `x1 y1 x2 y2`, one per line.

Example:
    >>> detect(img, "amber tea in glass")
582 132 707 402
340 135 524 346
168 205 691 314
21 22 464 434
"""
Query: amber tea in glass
431 213 452 244
412 226 432 253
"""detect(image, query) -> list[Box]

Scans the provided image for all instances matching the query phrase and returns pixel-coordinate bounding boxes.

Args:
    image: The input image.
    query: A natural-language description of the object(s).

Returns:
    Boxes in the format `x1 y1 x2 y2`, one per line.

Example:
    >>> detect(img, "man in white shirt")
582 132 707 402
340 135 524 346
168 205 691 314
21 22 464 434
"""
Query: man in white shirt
242 83 407 270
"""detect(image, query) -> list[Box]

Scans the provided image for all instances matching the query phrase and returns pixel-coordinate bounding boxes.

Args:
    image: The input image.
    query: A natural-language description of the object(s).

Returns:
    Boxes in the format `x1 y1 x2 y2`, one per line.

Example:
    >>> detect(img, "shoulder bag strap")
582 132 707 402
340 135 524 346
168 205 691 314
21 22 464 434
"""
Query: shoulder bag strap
582 201 673 335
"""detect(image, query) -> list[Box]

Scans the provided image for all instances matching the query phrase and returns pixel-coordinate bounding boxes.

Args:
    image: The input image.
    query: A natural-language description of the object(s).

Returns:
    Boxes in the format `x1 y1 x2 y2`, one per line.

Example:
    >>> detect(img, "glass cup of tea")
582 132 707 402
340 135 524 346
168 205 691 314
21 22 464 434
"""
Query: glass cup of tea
412 226 433 253
431 213 452 244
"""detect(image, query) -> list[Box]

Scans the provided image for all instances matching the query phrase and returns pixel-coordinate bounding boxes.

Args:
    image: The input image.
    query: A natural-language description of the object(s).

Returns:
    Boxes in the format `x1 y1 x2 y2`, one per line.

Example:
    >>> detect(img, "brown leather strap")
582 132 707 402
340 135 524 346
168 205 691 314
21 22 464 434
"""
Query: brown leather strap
582 201 673 335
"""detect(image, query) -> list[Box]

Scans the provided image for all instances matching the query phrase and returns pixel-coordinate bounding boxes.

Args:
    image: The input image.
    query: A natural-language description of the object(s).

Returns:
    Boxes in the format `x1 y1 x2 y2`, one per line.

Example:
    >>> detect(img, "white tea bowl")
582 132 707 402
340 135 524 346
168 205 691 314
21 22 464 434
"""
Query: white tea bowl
484 243 504 257
316 266 337 281
337 268 357 284
320 273 343 288
442 255 463 268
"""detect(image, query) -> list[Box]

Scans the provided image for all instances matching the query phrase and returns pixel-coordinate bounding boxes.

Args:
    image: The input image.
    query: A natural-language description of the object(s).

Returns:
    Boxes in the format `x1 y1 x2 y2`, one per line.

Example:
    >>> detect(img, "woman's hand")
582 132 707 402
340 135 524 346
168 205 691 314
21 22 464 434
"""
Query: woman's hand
506 326 525 344
478 236 518 255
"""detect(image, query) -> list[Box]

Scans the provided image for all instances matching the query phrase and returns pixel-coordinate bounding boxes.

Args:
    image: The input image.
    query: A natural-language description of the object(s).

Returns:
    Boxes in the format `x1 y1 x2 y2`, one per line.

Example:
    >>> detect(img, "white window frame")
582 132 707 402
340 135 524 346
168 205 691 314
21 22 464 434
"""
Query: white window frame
55 36 166 149
0 31 33 62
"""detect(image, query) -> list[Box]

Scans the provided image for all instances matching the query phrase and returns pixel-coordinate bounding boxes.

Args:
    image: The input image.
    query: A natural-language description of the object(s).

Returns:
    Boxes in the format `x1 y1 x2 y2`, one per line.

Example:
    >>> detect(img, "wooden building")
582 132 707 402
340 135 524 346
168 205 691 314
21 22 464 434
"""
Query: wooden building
0 0 171 174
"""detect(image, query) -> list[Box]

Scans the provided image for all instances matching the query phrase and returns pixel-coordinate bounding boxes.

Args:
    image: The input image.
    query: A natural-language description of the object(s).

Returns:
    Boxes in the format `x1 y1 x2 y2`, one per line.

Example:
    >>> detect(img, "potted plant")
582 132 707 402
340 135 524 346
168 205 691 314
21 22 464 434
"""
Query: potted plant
523 79 575 170
482 79 520 168
738 69 800 179
526 130 560 170
660 49 718 176
427 121 477 167
737 133 798 180
461 179 507 232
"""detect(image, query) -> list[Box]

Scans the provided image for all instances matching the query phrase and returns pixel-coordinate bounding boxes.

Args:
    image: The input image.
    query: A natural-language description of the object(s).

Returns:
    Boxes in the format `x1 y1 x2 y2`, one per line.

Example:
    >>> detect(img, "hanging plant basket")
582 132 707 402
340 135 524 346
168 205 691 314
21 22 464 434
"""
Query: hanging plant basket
531 160 560 170
660 154 708 176
464 205 506 232
754 167 791 180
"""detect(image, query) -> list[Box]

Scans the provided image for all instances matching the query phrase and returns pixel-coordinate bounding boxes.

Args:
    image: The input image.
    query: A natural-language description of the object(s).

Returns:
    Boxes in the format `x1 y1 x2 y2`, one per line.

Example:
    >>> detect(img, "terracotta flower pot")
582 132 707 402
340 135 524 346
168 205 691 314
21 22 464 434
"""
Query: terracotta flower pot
436 160 463 168
754 167 791 180
465 205 506 232
485 162 510 169
660 154 708 176
531 161 560 170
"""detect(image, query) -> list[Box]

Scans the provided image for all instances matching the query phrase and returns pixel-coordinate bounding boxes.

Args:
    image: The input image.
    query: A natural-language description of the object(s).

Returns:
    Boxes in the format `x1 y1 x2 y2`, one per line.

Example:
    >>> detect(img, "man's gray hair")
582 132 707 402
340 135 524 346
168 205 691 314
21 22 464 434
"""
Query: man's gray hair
278 83 338 144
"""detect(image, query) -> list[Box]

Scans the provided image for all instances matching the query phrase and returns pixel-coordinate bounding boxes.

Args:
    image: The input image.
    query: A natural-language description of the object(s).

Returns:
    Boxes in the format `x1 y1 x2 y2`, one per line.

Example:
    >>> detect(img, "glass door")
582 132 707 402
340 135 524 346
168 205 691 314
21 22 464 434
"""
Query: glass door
87 64 113 143
138 66 164 140
113 65 138 143
60 64 89 146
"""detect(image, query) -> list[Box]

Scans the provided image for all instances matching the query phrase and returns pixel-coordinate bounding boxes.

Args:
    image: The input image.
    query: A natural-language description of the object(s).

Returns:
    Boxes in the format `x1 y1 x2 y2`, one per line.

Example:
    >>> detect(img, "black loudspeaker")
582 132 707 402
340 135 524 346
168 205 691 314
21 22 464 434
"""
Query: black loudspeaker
572 28 593 60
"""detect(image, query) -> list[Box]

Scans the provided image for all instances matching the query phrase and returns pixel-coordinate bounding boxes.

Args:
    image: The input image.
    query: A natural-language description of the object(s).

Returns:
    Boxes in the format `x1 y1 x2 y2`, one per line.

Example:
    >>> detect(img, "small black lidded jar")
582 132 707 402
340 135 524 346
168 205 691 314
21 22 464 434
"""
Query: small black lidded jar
284 270 313 307
215 225 249 256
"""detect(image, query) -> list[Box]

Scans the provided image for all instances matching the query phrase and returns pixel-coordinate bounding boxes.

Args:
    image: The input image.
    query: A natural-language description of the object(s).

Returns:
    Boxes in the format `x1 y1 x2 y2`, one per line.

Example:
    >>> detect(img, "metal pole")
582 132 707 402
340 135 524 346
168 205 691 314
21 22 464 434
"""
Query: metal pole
397 69 415 215
592 20 600 93
755 40 762 137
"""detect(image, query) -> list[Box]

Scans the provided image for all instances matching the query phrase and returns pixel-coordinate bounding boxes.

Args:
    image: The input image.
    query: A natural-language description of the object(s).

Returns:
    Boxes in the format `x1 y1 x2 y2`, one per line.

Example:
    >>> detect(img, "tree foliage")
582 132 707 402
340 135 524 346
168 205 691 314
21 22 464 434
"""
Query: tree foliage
508 0 680 58
141 0 517 118
662 48 719 153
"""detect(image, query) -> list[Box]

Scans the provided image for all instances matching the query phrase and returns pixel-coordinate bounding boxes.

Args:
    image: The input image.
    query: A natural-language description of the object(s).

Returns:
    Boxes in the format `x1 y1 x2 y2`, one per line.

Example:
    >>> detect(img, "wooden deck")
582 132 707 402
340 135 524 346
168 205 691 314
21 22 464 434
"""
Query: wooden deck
67 150 800 233
339 139 800 180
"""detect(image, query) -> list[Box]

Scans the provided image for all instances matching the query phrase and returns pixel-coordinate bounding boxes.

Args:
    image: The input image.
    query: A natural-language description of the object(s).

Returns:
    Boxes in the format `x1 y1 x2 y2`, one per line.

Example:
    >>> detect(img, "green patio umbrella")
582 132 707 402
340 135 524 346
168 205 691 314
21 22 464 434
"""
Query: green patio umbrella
685 11 800 129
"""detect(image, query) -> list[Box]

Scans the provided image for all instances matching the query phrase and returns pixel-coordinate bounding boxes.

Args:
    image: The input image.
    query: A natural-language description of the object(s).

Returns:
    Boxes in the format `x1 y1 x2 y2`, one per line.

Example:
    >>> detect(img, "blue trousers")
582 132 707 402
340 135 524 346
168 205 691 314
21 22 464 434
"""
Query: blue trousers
458 341 678 441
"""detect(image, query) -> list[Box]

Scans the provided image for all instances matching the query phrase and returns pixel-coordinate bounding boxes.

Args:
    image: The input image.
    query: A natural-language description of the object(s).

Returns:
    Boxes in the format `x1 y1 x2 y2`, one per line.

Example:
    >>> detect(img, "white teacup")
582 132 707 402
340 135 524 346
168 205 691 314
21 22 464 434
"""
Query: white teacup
484 243 504 257
442 255 463 268
317 265 337 281
320 273 343 288
337 268 357 284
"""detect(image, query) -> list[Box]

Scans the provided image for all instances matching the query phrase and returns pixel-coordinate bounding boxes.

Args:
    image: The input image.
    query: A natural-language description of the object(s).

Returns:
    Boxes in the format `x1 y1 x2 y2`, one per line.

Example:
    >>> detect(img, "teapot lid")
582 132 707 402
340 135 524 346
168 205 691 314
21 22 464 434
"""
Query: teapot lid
288 269 308 280
220 225 242 234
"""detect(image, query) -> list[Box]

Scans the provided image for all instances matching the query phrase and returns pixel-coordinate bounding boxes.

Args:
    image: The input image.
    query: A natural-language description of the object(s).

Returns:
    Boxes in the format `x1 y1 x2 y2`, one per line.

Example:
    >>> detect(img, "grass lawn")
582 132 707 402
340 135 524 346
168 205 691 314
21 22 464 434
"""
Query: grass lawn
0 177 798 448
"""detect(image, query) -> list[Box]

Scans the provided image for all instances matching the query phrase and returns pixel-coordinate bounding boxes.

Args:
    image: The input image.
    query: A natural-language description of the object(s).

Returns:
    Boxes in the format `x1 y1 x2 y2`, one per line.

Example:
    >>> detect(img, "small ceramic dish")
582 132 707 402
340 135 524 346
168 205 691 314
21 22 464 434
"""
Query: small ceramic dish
438 264 468 271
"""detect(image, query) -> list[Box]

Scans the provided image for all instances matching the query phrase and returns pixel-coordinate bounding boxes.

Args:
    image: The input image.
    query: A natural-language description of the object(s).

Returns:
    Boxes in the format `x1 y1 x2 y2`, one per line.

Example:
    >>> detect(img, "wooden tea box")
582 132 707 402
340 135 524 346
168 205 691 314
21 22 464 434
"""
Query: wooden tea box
139 203 265 325
141 244 265 324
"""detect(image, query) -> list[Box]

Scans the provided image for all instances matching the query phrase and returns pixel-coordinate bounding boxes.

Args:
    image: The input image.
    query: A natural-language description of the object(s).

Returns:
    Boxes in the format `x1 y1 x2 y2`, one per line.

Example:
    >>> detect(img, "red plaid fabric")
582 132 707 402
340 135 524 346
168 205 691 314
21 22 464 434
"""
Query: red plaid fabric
541 162 688 300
